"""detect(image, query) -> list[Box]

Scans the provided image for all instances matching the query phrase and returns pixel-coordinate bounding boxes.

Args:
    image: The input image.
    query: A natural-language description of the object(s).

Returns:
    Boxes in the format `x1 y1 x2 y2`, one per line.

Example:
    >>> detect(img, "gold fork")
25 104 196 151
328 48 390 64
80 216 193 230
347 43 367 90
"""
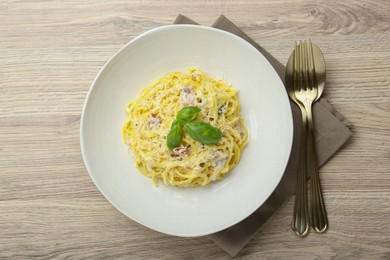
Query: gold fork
295 40 328 233
286 42 309 236
286 40 328 235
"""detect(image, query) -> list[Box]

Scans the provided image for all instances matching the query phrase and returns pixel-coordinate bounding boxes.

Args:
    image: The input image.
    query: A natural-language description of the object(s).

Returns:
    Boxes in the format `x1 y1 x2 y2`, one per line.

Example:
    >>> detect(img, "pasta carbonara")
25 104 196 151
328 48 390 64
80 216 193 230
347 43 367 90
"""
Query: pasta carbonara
122 68 248 187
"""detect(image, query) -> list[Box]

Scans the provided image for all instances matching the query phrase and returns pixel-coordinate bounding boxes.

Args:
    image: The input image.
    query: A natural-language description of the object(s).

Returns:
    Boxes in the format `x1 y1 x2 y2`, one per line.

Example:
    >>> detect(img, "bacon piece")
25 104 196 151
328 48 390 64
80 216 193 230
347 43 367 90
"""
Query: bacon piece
181 87 193 94
180 87 196 106
170 146 190 157
235 122 245 138
145 113 161 130
210 151 228 180
213 152 228 167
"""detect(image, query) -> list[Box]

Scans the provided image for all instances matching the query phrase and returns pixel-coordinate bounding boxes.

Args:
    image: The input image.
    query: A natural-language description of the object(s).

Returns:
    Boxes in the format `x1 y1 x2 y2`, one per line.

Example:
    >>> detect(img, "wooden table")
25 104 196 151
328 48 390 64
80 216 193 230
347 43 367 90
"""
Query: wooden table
1 0 389 258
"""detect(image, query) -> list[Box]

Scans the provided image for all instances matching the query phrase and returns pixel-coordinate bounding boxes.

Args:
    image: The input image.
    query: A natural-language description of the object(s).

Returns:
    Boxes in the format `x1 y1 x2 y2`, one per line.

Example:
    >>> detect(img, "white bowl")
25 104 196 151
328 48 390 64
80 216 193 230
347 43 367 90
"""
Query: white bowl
80 25 293 237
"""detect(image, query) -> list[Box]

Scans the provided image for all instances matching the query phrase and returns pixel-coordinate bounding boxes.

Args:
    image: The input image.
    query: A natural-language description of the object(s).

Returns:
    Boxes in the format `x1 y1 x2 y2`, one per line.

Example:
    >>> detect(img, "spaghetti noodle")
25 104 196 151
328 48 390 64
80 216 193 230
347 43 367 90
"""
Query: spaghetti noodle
122 68 248 187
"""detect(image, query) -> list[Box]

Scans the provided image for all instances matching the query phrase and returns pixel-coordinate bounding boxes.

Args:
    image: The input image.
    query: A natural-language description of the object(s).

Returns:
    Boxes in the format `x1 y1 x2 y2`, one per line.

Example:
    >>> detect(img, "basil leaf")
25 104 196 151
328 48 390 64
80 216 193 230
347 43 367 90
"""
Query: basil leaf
167 119 184 151
184 122 222 146
177 106 201 122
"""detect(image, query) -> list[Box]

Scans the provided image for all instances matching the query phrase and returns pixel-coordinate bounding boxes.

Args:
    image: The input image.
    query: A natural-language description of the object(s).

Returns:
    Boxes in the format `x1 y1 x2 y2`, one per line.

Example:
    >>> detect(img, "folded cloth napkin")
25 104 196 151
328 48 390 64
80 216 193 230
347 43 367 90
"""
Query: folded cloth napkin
174 14 353 256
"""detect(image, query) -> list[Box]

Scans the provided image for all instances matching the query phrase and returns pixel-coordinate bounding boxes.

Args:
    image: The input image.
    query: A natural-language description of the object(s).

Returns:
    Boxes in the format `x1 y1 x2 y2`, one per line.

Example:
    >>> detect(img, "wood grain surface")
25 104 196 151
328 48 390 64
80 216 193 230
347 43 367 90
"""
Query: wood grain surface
1 0 389 258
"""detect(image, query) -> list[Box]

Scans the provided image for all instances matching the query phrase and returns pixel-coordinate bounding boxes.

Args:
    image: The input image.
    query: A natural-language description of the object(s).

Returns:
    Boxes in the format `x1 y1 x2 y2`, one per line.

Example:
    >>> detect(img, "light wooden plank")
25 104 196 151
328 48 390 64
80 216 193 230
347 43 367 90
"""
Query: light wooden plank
1 0 389 258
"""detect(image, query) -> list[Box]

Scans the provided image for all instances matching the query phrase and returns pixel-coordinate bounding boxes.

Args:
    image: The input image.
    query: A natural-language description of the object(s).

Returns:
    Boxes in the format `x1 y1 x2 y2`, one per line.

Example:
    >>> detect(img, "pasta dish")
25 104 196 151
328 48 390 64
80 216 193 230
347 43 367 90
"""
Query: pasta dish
122 68 248 187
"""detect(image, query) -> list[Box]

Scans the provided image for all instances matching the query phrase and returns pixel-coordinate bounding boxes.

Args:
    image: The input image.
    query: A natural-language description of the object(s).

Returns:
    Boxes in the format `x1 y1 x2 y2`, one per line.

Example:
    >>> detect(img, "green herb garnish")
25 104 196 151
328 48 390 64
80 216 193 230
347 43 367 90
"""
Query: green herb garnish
166 106 222 150
177 106 201 122
167 119 185 151
184 121 222 146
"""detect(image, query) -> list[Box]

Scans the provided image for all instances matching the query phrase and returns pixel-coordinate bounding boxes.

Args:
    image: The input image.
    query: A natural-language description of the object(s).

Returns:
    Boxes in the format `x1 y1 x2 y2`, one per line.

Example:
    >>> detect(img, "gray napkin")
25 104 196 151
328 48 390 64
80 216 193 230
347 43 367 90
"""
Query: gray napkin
174 14 353 257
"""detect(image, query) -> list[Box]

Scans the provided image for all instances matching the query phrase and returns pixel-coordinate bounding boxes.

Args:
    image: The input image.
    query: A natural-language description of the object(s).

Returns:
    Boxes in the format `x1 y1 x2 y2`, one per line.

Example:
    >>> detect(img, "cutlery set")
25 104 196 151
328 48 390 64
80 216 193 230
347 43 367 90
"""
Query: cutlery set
286 40 328 236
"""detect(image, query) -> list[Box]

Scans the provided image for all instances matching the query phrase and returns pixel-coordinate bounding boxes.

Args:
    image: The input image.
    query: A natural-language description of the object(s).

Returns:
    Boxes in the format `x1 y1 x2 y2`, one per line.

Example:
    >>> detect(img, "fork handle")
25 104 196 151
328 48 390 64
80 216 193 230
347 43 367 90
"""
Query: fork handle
292 105 309 236
305 101 328 233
